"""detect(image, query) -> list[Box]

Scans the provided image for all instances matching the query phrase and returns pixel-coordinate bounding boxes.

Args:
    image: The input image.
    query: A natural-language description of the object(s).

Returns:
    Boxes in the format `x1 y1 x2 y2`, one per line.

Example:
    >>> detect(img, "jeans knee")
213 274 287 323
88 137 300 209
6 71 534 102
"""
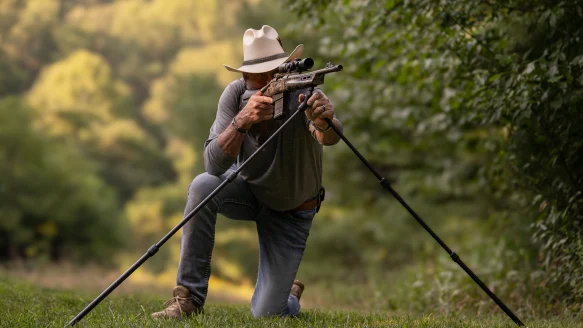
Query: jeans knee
251 304 274 318
251 299 286 318
188 173 222 203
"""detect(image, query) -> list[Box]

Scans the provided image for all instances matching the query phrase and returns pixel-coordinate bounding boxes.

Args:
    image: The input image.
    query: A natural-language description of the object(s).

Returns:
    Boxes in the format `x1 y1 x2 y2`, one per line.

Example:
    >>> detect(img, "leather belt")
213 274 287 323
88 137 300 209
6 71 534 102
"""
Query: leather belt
286 197 318 214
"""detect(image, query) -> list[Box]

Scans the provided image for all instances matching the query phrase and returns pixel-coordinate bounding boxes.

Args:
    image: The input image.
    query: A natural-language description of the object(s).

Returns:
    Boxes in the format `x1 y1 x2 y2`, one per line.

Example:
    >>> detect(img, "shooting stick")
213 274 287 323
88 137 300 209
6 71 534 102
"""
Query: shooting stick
320 117 525 327
65 88 316 327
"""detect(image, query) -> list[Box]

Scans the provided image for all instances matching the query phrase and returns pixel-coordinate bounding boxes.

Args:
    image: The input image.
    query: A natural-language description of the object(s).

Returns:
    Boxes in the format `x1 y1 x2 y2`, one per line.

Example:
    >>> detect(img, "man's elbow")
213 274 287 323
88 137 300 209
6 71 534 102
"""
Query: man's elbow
204 159 227 177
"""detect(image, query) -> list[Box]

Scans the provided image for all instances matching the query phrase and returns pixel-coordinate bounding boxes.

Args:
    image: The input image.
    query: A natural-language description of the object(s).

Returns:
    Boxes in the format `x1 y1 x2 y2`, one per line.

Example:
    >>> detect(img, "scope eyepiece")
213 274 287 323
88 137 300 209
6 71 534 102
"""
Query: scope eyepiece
278 58 314 73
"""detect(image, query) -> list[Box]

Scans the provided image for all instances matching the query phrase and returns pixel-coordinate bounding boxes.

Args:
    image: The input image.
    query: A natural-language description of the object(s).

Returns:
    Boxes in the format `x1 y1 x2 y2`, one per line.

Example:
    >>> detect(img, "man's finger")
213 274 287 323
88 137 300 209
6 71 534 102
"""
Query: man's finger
255 102 274 111
312 107 323 117
314 109 334 122
315 90 326 98
252 95 274 104
320 109 334 120
315 115 334 127
312 101 330 115
259 112 274 121
306 92 323 106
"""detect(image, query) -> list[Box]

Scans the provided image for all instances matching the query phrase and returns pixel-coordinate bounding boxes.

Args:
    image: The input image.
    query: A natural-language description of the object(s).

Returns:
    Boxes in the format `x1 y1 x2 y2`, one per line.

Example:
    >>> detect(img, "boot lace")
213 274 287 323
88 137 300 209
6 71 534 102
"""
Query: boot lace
163 295 190 315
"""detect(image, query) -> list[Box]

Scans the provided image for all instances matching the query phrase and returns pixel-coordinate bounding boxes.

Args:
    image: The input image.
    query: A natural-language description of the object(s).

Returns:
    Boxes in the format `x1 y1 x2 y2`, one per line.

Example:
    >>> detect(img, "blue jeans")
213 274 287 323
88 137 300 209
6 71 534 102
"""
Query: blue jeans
176 169 316 317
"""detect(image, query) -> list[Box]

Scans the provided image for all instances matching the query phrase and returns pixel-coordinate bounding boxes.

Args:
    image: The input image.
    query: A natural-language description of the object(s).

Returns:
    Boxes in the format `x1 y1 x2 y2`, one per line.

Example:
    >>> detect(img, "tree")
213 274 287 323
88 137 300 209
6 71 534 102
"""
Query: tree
0 97 126 263
287 0 583 308
27 50 177 201
0 0 60 72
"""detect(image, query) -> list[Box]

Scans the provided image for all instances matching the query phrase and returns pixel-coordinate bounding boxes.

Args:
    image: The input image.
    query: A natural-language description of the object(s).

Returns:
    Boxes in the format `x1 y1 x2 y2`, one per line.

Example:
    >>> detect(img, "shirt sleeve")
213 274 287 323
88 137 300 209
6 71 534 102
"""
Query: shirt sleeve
203 81 243 176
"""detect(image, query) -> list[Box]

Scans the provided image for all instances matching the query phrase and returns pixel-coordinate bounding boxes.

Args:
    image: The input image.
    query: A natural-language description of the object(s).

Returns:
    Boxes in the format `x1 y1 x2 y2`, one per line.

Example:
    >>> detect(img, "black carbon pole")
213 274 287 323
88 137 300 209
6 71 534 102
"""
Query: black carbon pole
65 88 316 327
322 117 525 326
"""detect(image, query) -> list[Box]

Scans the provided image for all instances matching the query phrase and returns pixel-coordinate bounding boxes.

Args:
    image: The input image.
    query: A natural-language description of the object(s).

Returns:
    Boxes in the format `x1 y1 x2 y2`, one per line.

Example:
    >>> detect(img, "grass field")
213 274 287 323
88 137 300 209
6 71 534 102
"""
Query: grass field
0 278 580 328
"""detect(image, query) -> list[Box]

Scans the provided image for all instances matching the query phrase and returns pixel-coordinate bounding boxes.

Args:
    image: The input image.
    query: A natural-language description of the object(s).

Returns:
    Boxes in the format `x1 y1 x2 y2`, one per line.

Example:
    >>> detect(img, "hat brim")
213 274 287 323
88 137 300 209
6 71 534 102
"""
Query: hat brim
224 44 304 73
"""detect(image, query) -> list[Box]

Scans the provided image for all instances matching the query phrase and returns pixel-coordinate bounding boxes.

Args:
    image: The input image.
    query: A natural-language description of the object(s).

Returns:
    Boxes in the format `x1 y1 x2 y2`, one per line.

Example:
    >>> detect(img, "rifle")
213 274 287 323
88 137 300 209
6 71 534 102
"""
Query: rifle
260 58 343 119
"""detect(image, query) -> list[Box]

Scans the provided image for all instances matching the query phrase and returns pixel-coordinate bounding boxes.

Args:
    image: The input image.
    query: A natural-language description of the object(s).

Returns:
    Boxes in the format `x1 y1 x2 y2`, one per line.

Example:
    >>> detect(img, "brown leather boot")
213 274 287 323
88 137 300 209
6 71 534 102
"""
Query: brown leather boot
151 286 203 319
290 280 305 301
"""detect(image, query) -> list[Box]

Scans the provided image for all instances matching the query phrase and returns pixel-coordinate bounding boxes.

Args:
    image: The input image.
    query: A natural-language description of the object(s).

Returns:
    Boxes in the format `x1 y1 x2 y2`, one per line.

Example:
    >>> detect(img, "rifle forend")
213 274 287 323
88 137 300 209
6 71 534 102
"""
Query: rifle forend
260 62 343 119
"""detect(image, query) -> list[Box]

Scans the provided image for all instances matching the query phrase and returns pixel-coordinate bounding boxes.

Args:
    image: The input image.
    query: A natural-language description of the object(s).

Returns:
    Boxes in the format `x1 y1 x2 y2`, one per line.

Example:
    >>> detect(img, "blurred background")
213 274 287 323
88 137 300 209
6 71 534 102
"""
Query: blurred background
1 0 582 319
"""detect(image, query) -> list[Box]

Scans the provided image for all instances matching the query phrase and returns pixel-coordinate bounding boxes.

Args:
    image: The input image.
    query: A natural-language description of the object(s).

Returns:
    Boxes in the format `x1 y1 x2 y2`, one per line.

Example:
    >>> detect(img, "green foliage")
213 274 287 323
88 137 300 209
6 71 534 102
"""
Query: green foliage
0 49 27 95
287 0 583 310
0 0 250 279
0 0 61 72
27 49 177 201
0 97 126 263
146 73 223 149
2 0 581 317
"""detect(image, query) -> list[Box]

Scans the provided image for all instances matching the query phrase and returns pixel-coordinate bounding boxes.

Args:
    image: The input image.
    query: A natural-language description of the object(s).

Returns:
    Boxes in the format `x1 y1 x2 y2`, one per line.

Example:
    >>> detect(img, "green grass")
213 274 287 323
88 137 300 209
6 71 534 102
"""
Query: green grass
0 279 580 328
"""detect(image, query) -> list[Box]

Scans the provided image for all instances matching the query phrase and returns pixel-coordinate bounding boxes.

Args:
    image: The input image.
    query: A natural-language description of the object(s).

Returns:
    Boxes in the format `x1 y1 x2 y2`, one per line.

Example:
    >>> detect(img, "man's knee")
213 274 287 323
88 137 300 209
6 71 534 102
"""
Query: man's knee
251 303 278 318
188 173 223 203
251 297 287 318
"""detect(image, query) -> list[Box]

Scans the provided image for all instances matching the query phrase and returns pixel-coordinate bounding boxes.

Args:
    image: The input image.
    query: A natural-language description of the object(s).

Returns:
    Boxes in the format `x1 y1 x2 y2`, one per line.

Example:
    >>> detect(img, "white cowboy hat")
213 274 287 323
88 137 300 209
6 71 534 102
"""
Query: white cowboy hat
224 25 304 74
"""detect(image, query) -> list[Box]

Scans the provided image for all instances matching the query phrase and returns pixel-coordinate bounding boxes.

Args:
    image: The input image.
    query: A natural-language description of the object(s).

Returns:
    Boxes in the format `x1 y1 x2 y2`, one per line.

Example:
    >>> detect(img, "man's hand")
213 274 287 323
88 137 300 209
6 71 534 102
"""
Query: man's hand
299 91 335 129
236 91 274 129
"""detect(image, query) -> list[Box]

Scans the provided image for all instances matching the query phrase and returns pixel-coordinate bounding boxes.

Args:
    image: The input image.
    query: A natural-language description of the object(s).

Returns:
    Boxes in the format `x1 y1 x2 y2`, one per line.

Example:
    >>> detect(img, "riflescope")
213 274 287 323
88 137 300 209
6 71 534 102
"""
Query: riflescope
278 58 314 73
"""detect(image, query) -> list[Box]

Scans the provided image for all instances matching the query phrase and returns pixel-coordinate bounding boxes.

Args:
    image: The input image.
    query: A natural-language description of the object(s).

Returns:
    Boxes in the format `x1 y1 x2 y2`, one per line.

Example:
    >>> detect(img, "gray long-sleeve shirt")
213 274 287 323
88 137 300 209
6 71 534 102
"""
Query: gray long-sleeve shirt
203 78 341 211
